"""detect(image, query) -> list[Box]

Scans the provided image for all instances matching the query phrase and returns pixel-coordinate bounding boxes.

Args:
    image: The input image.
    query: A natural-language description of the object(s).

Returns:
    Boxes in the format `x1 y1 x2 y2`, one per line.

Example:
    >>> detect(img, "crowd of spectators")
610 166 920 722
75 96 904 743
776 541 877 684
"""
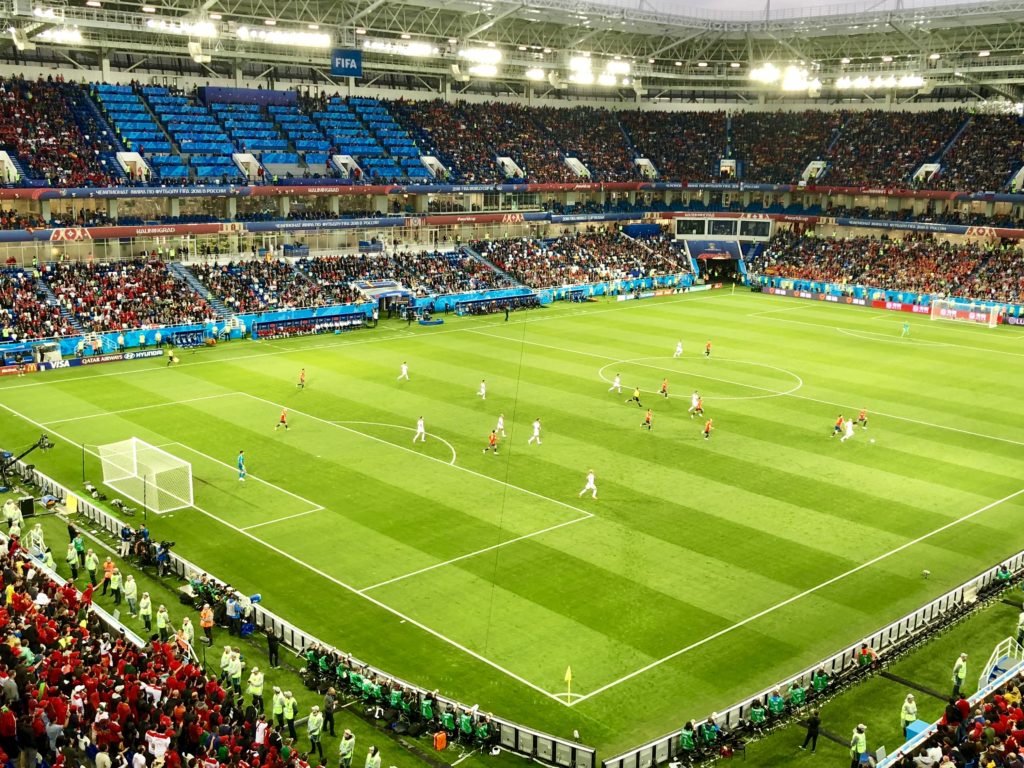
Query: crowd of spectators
188 260 338 313
42 260 214 332
730 111 844 184
617 110 727 182
750 229 1024 303
0 270 76 340
0 76 118 187
474 230 679 287
298 251 507 297
533 106 639 182
823 109 966 188
925 114 1024 193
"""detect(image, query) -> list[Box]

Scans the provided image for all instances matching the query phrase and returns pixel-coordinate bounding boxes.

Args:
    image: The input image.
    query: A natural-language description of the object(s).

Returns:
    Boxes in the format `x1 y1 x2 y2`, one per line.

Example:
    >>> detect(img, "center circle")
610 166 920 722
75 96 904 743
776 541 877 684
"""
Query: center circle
597 356 803 401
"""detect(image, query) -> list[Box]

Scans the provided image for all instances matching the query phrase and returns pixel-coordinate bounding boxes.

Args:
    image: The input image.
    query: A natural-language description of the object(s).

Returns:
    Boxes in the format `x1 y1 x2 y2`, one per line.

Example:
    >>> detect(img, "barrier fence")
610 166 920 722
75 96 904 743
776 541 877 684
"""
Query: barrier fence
601 550 1024 768
21 462 597 768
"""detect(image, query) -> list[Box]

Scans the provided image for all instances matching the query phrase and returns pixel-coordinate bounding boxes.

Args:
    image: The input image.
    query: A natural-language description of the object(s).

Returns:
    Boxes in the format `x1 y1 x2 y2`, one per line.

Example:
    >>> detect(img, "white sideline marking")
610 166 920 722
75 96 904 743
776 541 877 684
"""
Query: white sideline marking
41 393 237 424
566 485 1024 706
241 508 324 531
471 329 1024 449
358 512 593 593
0 398 572 707
330 420 458 466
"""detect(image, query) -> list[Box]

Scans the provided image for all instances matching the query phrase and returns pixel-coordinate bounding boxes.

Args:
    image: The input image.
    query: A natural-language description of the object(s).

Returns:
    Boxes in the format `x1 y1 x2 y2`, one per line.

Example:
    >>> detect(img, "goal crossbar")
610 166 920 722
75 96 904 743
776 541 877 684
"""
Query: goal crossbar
929 298 1000 328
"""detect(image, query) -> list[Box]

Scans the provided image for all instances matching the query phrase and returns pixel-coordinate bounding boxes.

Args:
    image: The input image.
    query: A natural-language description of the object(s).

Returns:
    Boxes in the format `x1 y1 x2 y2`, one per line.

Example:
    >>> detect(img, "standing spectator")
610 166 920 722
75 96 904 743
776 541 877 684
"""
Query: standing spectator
123 575 138 616
226 594 240 635
200 603 214 643
64 542 78 580
108 568 122 605
799 709 820 753
156 604 170 641
248 666 265 713
272 686 285 729
228 650 243 694
307 705 324 762
323 688 337 737
953 653 969 697
339 730 355 768
84 549 99 585
364 746 380 768
267 630 280 668
138 592 152 632
283 691 298 739
849 724 868 768
902 694 918 737
72 533 85 566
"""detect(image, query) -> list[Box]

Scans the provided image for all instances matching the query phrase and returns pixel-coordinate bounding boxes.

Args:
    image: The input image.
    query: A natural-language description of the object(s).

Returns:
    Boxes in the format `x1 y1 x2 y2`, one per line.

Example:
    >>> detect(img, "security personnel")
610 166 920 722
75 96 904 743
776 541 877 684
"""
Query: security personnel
200 604 214 643
138 592 153 632
849 724 867 768
101 557 115 595
219 645 233 682
283 690 298 739
338 730 355 768
84 549 100 586
108 568 122 605
271 686 285 728
156 605 170 641
364 746 380 768
307 705 324 761
228 651 243 694
180 616 195 648
247 666 265 712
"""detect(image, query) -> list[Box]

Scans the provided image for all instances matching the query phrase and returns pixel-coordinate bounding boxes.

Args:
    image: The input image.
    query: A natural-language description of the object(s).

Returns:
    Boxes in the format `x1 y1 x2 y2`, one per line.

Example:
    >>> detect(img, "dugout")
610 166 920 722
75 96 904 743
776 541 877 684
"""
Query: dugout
455 293 540 316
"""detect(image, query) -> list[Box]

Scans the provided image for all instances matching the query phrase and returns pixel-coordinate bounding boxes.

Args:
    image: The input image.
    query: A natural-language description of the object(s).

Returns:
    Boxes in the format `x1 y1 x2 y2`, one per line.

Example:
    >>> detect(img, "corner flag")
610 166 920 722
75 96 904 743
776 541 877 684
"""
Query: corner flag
564 666 572 700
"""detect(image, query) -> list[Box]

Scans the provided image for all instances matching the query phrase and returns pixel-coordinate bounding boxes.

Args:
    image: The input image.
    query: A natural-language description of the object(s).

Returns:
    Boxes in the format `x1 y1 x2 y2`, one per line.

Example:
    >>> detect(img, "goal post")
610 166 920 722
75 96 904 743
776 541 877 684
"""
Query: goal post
929 298 1001 328
96 438 193 513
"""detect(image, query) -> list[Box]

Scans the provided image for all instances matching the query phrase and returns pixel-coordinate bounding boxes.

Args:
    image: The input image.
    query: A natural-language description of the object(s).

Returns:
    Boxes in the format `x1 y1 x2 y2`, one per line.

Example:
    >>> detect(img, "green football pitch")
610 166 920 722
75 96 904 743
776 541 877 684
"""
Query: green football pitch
3 289 1024 755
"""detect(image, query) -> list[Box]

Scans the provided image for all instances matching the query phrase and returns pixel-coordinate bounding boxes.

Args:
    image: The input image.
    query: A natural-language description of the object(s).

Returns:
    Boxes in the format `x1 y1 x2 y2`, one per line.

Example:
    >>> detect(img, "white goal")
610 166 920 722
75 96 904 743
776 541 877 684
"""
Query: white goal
929 298 1001 328
96 438 193 513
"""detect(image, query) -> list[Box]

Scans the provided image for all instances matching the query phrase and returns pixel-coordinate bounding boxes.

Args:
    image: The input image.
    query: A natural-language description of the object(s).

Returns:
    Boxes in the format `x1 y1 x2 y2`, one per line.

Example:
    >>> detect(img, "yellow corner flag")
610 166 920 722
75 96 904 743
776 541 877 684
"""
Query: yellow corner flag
564 666 572 700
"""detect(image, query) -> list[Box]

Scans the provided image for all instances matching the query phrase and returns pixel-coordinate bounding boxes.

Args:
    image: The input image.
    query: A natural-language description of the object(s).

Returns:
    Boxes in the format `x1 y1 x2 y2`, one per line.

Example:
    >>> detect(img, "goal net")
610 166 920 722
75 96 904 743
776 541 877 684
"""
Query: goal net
929 298 1000 328
96 438 193 513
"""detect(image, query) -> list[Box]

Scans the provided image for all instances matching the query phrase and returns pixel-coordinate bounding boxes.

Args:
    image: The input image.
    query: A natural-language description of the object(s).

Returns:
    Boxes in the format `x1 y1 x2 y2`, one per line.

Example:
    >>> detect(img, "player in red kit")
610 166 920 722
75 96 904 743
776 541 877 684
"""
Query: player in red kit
275 408 289 431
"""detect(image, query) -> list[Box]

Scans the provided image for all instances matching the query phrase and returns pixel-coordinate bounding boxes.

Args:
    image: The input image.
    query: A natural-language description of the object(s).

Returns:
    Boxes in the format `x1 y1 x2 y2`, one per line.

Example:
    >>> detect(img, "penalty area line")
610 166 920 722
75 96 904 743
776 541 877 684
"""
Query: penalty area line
0 398 571 706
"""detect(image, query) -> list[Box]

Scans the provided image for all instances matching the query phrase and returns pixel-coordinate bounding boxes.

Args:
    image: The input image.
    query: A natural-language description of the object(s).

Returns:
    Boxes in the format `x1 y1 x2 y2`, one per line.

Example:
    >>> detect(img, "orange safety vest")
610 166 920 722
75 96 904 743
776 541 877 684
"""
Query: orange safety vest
200 607 214 628
103 561 115 581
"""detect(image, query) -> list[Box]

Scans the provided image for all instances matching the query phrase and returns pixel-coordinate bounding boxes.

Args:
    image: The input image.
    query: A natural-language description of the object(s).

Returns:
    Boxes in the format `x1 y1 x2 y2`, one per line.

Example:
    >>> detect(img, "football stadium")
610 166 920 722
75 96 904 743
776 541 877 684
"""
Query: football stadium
5 0 1024 766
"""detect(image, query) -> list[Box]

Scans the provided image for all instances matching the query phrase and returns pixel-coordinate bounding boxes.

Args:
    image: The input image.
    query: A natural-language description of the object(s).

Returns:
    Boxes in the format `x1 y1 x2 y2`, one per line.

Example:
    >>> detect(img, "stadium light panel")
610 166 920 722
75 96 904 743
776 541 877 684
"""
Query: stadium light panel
881 55 893 62
142 5 155 10
458 47 502 64
979 50 990 57
468 64 497 77
840 57 851 64
355 27 366 34
929 52 940 60
597 72 616 86
569 70 594 84
239 25 330 47
363 39 437 56
750 63 780 82
146 18 218 38
85 1 101 8
697 61 708 67
569 56 591 71
36 25 82 43
524 67 545 80
605 60 630 75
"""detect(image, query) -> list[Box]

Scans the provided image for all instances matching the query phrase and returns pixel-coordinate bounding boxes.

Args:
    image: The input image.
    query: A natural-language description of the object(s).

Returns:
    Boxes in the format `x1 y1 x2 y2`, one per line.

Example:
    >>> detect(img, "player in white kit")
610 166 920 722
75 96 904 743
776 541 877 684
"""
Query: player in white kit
478 379 487 399
496 413 506 437
687 391 700 417
674 341 683 358
397 362 409 381
841 417 855 442
578 469 597 499
528 418 542 445
413 416 426 443
608 374 622 393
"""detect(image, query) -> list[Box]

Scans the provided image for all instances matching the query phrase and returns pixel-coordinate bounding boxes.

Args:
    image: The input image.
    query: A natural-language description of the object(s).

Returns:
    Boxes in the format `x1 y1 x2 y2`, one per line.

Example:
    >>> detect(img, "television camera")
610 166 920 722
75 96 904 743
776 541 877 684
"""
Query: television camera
0 435 55 492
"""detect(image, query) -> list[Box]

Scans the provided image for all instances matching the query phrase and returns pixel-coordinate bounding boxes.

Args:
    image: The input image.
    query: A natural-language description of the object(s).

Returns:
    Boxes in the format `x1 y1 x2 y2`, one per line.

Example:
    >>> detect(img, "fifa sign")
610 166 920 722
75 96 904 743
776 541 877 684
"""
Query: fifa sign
331 50 363 77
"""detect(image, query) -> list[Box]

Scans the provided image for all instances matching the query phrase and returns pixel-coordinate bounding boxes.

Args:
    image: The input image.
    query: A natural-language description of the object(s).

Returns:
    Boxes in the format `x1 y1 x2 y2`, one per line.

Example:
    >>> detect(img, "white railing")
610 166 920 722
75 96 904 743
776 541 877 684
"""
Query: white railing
978 635 1024 691
22 463 596 768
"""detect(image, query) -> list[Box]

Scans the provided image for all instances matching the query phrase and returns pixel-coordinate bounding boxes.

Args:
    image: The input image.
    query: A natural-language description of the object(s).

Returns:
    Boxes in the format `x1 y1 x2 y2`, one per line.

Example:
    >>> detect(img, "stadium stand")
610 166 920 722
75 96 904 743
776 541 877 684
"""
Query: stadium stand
0 269 76 340
822 109 967 187
750 230 1024 302
187 259 341 313
297 251 508 296
475 231 680 287
41 260 215 332
617 110 727 181
0 76 118 187
730 110 844 184
926 113 1024 192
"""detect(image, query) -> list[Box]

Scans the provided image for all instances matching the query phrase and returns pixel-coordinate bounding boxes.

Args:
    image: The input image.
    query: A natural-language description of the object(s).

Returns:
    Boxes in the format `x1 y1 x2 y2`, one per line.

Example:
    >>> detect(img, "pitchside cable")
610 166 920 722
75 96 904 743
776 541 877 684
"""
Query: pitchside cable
481 308 531 660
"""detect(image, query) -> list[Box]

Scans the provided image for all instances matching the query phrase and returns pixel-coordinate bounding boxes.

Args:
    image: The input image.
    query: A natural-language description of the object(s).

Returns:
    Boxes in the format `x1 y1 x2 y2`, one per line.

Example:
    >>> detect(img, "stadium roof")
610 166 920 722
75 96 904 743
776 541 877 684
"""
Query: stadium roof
6 0 1024 103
